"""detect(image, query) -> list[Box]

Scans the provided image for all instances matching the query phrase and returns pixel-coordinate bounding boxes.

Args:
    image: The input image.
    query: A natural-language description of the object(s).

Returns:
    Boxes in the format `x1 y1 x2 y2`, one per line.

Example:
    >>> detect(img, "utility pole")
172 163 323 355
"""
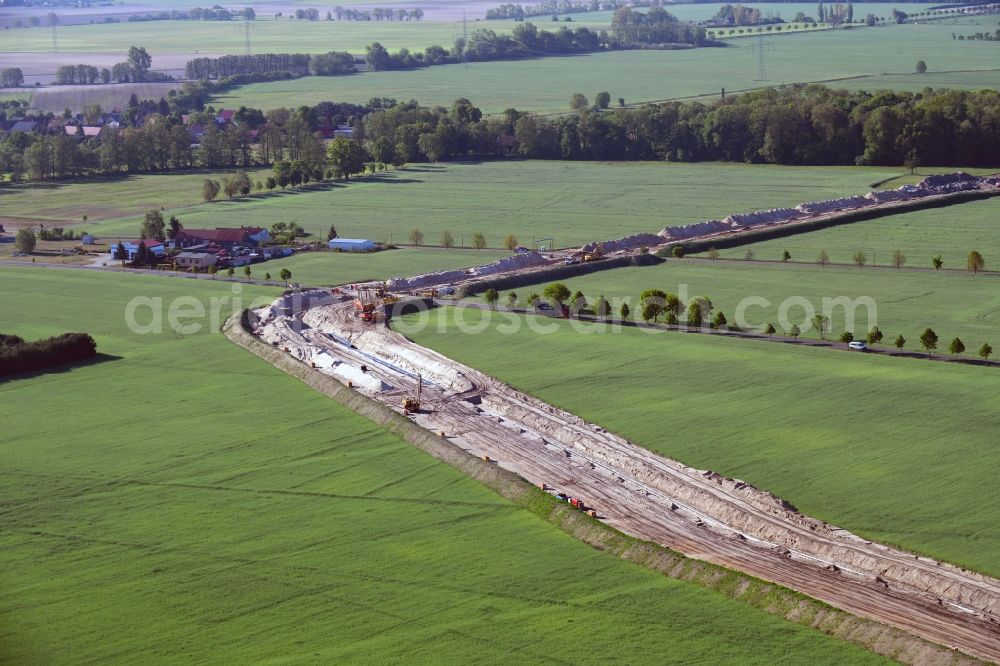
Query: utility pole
462 10 469 67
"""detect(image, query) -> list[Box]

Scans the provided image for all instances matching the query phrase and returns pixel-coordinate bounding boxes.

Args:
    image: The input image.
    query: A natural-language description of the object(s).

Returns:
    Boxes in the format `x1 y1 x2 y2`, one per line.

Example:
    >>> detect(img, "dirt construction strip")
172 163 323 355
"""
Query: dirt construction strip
242 291 1000 663
225 311 987 666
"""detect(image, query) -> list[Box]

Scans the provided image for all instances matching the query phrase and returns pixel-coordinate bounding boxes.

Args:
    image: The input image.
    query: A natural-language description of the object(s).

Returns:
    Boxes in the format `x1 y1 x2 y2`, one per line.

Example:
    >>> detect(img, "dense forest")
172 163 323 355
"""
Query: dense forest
2 85 998 182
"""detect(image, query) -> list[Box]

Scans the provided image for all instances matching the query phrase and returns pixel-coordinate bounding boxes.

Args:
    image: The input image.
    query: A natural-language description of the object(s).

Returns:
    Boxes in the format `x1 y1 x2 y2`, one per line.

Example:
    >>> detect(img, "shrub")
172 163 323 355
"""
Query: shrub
0 332 97 377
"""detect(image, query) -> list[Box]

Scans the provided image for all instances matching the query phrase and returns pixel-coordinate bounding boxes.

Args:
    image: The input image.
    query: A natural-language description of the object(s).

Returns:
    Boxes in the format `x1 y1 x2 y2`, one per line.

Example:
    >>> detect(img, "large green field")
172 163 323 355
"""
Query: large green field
705 196 1000 269
213 19 1000 113
479 257 1000 346
0 267 889 664
30 161 921 248
263 247 510 285
403 306 1000 577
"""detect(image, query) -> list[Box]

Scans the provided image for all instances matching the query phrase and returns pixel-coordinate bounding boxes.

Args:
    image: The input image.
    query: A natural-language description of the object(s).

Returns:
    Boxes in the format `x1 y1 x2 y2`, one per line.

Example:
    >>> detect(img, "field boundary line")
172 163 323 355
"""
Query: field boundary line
223 310 985 666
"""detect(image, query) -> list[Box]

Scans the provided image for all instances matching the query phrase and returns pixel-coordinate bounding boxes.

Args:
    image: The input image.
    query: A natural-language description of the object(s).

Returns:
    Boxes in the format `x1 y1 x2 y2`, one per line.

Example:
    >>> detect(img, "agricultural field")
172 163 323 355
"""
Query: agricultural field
403 306 1000 577
480 256 1000 347
0 267 889 664
705 196 1000 269
263 247 509 286
49 161 922 248
212 19 1000 113
0 168 273 229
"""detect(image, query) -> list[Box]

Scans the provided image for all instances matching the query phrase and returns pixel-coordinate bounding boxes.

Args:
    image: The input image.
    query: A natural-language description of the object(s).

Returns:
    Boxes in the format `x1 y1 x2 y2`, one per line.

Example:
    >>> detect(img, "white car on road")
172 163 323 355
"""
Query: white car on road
847 341 868 352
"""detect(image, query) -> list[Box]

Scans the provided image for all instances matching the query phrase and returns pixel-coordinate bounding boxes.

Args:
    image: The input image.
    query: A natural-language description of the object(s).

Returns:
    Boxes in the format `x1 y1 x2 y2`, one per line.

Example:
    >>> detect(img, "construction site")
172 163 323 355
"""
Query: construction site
231 172 1000 663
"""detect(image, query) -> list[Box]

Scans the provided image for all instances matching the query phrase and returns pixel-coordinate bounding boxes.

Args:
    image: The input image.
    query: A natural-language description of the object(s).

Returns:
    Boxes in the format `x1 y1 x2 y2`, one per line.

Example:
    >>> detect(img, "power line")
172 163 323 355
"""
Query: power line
747 27 774 81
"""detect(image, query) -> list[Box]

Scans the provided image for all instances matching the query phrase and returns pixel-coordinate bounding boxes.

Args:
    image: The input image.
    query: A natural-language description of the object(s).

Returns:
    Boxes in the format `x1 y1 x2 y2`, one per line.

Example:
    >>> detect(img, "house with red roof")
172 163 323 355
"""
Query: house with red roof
175 226 270 249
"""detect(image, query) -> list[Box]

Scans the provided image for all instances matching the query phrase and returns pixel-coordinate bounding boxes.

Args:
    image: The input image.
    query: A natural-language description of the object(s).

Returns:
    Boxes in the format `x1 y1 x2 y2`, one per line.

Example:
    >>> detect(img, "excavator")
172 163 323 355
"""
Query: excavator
402 374 422 414
354 287 378 325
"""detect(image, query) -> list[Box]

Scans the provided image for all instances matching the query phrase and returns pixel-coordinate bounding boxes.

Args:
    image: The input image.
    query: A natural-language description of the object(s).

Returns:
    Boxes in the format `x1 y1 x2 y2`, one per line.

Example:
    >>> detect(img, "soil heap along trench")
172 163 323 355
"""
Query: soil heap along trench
249 288 1000 664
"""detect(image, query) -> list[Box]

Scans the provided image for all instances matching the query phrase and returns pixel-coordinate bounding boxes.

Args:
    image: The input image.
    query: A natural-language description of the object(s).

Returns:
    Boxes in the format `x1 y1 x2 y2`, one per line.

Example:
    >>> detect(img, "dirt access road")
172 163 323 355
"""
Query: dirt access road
251 289 1000 664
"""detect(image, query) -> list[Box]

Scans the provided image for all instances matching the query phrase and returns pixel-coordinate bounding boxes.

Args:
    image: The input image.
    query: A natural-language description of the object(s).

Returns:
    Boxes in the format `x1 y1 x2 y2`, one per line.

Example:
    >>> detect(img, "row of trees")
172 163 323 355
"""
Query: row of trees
362 85 1000 166
1 68 25 87
486 0 660 20
0 332 98 378
184 54 313 79
707 247 988 273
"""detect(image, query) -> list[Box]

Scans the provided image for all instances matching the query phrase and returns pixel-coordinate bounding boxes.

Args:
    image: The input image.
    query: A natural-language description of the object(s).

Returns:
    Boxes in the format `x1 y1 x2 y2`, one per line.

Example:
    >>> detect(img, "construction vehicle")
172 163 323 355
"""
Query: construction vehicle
402 374 422 413
419 288 439 298
583 248 603 262
374 283 400 304
354 287 379 325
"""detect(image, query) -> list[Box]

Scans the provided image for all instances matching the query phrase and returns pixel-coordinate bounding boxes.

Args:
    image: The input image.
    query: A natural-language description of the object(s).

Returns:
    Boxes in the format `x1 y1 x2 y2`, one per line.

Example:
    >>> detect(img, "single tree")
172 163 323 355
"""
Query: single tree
504 234 519 251
279 268 292 283
743 248 754 261
892 249 906 270
14 228 36 254
932 255 943 270
202 178 220 202
506 292 517 309
264 272 271 281
570 93 588 110
543 282 571 307
707 247 720 261
641 302 660 324
595 91 611 109
671 246 685 258
686 296 712 328
852 249 866 268
569 290 588 316
472 232 487 251
839 330 854 343
243 265 252 279
140 210 166 241
409 228 424 246
115 241 127 263
867 326 884 346
788 324 801 339
812 314 830 340
818 249 830 267
968 250 985 274
620 302 630 320
327 225 339 241
894 334 906 350
595 295 610 318
525 292 541 310
916 59 928 74
949 337 965 357
265 176 277 192
712 311 728 330
978 342 993 365
764 323 776 338
167 215 183 241
227 267 235 277
208 264 217 277
484 288 499 310
920 327 938 357
441 231 454 249
782 250 791 262
640 289 667 322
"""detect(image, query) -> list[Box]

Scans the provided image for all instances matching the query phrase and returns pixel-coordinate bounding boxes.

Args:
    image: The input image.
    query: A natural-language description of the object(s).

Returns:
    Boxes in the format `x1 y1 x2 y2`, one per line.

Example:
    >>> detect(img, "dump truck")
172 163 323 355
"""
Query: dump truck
354 287 378 324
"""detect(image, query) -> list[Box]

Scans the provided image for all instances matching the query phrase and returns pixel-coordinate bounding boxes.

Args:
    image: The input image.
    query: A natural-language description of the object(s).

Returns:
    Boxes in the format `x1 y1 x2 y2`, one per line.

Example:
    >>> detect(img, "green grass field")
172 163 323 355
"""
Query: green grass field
403 306 1000 577
26 161 922 248
0 267 889 664
212 19 1000 113
480 256 1000 348
705 196 1000 269
0 168 272 228
263 247 510 285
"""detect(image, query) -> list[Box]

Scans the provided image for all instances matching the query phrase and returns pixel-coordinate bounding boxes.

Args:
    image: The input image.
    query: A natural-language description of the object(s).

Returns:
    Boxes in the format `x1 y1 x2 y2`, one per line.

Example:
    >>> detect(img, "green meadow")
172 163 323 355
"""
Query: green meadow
486 256 1000 345
0 267 889 664
22 161 917 248
404 306 1000 577
707 196 1000 269
212 20 1000 113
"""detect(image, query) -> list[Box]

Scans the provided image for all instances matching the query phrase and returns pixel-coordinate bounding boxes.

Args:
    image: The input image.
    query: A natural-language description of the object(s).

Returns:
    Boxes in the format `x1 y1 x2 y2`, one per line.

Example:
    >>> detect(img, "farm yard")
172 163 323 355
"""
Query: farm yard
402 306 1000 578
0 267 889 665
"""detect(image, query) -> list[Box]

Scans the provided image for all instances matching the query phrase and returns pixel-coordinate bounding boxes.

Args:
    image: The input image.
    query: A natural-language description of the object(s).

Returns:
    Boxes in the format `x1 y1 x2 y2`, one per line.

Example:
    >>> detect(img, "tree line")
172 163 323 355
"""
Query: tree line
0 332 98 378
485 0 662 20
